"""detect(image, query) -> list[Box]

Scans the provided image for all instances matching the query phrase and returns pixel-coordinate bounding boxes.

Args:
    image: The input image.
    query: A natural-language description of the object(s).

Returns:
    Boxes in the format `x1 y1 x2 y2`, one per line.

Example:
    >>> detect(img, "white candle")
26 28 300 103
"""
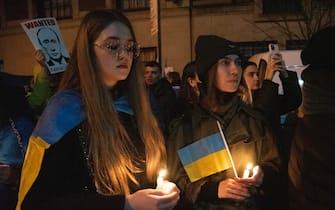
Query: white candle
242 163 253 178
156 169 167 188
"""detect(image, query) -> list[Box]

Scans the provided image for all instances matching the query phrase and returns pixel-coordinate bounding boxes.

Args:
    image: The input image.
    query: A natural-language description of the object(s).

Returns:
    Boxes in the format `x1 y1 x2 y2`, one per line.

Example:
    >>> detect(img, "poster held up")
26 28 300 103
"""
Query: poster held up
21 17 69 74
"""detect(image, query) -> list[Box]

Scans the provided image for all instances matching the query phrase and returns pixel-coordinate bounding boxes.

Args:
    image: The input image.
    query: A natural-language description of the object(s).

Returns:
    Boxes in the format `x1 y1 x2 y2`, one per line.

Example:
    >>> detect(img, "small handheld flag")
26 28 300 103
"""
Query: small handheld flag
216 120 238 178
177 121 237 182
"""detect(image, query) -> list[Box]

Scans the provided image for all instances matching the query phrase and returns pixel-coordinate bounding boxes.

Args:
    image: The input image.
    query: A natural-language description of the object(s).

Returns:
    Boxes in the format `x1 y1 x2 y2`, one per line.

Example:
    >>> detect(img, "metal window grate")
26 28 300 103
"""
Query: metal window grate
262 0 302 15
286 40 307 50
236 41 275 59
40 0 72 19
117 0 150 11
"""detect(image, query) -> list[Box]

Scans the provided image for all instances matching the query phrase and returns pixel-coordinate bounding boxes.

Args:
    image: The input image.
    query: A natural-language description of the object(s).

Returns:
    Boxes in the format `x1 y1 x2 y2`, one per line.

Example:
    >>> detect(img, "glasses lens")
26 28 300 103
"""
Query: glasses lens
103 39 120 54
132 44 140 58
96 38 140 58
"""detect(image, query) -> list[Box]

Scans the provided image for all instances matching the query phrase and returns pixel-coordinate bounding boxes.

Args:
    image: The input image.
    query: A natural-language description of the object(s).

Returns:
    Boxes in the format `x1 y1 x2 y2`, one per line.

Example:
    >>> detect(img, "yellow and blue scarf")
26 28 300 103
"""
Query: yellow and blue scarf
16 90 132 210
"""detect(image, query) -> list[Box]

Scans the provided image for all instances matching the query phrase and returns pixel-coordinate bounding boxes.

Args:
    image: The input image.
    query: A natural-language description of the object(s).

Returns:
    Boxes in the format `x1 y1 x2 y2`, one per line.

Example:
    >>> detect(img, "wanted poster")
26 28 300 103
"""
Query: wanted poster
21 17 69 74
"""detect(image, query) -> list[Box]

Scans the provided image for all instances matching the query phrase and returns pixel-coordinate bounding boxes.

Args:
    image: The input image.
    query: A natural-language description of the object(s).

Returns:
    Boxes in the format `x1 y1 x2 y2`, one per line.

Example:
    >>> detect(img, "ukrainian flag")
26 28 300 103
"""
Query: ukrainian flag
177 132 232 182
16 90 85 210
16 91 133 210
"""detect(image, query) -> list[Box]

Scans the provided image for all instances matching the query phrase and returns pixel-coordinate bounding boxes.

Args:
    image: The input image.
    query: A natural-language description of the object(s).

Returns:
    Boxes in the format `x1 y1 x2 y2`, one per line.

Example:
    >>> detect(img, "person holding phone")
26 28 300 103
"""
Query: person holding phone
16 10 180 210
245 43 302 210
252 44 302 152
167 35 280 210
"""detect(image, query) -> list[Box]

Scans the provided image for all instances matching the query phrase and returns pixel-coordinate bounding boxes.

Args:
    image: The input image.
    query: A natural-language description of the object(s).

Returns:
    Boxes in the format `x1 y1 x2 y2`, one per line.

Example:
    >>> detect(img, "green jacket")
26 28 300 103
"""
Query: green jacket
167 100 281 210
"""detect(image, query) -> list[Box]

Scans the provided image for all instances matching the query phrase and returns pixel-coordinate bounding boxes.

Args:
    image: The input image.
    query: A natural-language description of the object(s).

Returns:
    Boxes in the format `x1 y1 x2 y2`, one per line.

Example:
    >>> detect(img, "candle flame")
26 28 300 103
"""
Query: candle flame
158 169 167 178
246 163 253 170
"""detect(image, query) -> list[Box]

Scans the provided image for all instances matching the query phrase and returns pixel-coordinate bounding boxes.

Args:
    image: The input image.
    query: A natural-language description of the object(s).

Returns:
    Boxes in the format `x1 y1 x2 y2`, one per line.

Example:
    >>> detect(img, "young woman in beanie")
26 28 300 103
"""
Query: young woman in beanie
167 35 281 210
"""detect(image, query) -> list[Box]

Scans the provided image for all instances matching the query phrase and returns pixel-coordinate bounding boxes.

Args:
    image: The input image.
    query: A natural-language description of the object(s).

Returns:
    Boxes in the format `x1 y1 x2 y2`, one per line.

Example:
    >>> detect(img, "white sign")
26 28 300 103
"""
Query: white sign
21 18 69 74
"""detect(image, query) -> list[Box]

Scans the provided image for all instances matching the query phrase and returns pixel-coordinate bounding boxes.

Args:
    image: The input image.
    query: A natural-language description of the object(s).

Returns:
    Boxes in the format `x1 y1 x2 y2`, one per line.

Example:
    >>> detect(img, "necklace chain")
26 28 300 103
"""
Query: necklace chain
76 126 94 191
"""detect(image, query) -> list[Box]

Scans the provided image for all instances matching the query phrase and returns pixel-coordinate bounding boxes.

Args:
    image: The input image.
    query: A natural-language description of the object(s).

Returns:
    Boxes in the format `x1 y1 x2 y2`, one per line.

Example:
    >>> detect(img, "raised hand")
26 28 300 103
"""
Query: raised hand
265 53 287 80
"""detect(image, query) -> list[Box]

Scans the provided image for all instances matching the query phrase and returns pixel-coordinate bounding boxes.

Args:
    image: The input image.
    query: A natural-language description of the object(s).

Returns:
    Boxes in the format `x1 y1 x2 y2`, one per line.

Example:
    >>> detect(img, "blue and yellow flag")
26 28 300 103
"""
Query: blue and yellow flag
177 132 232 182
16 90 134 210
16 90 85 210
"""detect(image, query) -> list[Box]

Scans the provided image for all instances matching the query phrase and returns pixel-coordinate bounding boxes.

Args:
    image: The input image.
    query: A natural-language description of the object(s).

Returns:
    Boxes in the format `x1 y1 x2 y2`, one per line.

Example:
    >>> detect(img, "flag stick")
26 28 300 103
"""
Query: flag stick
216 120 238 178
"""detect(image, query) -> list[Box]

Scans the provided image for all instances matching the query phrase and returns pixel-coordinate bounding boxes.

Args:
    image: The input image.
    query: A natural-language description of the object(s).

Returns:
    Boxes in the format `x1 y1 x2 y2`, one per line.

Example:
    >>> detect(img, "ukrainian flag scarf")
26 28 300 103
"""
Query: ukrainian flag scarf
16 90 132 210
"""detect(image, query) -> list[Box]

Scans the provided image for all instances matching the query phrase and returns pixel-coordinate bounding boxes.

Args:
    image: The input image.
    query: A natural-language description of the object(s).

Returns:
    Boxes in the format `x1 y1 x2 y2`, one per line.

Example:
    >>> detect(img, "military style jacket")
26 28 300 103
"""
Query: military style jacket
167 98 281 210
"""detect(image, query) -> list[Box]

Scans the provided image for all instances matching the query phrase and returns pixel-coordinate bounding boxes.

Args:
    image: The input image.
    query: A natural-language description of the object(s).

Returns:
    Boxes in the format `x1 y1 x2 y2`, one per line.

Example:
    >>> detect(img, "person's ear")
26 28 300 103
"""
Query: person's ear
187 77 195 87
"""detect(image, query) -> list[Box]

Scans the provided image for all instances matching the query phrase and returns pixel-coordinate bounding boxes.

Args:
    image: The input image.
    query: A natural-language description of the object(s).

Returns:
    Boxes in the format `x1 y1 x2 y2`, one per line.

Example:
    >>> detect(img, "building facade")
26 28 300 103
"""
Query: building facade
0 0 333 75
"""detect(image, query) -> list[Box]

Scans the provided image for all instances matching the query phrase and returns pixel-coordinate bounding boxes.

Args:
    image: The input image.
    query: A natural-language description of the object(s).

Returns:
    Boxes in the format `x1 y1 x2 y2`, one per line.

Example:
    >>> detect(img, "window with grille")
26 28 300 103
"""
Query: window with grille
35 0 72 19
286 40 307 50
236 41 275 59
192 0 253 7
139 47 157 63
78 0 105 11
262 0 302 15
4 0 29 21
116 0 150 11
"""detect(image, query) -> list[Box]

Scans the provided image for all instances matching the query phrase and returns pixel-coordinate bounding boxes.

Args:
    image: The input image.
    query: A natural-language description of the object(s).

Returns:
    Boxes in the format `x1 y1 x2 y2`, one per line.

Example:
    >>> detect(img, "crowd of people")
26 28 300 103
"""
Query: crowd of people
0 8 334 210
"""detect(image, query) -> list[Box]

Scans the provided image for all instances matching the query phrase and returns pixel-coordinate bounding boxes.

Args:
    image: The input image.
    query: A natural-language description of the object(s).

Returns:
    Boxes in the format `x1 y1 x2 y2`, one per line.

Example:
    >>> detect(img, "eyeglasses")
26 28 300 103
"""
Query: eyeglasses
94 39 140 59
218 57 242 67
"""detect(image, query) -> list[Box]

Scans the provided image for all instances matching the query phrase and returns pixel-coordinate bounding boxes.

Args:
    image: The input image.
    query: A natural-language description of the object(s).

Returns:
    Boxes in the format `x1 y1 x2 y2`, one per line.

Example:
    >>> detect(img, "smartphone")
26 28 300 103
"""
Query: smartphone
268 43 279 54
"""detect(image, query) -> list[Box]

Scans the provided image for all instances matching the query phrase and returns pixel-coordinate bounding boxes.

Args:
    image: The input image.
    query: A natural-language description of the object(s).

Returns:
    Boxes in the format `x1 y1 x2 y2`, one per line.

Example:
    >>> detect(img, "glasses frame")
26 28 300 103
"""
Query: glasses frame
94 40 140 59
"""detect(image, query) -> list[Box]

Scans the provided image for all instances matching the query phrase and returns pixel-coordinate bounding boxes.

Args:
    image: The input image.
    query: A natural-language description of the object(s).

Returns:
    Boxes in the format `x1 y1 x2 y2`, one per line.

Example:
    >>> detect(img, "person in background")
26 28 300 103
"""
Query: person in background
17 9 180 210
0 79 34 210
243 54 302 158
288 26 335 210
144 61 178 132
25 50 51 117
240 61 260 106
178 61 201 114
167 35 280 210
166 71 181 97
242 61 260 91
254 51 302 144
240 52 301 210
25 49 65 120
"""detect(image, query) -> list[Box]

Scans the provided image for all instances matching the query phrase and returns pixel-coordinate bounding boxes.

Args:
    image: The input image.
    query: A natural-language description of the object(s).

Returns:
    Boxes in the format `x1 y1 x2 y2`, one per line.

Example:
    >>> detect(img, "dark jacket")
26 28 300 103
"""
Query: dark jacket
20 90 153 210
21 111 153 210
253 71 302 161
167 98 281 210
288 114 335 210
148 78 178 131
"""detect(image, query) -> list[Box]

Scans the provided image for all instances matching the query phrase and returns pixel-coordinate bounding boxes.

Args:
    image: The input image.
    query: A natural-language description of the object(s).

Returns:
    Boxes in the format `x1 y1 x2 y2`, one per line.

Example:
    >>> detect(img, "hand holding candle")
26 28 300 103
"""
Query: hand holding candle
156 169 173 193
239 164 264 188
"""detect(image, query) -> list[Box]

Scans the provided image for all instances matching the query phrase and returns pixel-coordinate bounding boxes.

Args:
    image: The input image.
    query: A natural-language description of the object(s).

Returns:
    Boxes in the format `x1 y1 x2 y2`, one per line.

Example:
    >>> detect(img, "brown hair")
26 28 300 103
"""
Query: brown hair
180 61 200 106
200 63 249 112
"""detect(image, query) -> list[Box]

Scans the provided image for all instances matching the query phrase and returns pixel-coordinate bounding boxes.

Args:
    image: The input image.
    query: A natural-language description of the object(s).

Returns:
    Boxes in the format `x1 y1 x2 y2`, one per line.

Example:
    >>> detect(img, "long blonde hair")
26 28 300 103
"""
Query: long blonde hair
58 10 166 195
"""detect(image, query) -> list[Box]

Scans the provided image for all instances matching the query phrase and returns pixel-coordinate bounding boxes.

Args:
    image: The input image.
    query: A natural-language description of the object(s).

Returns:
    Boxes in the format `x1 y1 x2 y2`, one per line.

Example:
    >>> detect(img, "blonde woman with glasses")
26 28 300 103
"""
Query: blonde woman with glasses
17 10 179 210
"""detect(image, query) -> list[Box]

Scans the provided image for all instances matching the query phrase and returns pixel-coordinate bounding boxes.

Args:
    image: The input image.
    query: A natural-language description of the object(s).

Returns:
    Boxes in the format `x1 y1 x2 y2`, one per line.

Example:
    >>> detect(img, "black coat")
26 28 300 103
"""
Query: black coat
288 114 335 210
21 112 153 210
